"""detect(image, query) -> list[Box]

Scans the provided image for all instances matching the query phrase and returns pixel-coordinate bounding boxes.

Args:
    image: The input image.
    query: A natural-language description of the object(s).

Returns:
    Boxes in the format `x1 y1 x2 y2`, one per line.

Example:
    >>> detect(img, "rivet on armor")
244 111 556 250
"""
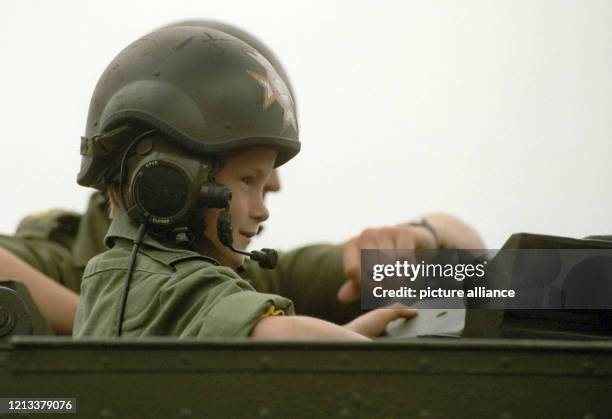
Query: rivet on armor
180 353 192 366
499 356 512 368
99 408 114 418
99 356 111 370
259 356 273 370
338 354 351 366
179 408 193 418
418 357 431 370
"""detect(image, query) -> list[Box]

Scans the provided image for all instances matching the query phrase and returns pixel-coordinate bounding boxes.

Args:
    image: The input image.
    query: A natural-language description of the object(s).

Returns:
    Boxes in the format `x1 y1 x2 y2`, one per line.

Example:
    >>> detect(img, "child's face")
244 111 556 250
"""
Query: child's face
203 147 278 267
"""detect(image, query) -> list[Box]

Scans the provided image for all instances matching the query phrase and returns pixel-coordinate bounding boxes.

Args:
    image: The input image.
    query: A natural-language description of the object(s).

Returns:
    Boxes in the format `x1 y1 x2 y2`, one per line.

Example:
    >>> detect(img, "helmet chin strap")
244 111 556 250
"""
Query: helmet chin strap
217 209 278 269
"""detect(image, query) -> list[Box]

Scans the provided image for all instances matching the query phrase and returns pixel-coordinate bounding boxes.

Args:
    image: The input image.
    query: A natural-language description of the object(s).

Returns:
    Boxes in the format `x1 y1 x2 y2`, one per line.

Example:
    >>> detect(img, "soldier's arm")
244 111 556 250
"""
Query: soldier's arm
0 245 78 335
0 193 110 335
417 212 485 250
242 243 364 324
0 209 91 335
338 212 485 303
245 213 484 319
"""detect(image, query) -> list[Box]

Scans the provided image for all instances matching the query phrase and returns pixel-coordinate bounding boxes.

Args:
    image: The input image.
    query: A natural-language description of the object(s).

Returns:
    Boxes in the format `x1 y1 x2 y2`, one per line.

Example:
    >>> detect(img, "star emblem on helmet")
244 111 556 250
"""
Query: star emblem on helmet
247 51 297 133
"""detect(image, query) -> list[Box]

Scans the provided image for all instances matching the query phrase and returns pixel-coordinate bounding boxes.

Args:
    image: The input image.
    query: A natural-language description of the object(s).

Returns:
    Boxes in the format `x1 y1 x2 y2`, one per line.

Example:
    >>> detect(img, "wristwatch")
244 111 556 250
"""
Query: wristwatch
408 218 440 248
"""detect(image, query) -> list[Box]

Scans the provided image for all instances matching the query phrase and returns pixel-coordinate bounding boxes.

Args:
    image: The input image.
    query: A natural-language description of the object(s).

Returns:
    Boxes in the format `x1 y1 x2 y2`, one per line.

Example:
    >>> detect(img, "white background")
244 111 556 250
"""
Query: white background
1 0 610 250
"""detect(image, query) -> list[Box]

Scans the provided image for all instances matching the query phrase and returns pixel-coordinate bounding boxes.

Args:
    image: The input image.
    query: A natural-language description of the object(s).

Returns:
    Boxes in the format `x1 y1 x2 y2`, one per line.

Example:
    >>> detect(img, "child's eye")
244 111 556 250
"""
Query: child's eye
240 176 255 186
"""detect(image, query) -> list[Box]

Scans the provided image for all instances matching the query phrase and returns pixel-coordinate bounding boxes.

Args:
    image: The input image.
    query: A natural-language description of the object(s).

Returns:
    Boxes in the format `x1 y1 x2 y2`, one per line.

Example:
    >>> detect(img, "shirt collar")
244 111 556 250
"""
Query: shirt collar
104 208 227 268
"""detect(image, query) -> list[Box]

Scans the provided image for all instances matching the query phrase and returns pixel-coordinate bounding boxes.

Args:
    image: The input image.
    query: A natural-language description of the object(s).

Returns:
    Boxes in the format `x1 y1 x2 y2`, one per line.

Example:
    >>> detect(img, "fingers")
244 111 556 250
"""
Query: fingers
384 307 418 321
342 238 361 283
344 307 418 337
343 228 396 280
370 228 395 250
341 229 387 304
337 280 360 304
339 225 439 305
394 229 417 249
397 225 437 250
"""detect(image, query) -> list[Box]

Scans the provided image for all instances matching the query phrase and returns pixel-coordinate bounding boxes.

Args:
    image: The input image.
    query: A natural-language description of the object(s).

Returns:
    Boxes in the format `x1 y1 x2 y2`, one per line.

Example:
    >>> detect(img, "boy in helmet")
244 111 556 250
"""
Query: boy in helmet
74 24 417 339
1 21 484 336
0 19 365 334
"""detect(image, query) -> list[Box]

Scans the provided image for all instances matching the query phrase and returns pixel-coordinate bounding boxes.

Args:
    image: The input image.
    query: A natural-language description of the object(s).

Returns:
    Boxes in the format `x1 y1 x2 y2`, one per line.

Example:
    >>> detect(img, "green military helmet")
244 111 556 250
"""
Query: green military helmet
78 24 300 190
160 19 297 115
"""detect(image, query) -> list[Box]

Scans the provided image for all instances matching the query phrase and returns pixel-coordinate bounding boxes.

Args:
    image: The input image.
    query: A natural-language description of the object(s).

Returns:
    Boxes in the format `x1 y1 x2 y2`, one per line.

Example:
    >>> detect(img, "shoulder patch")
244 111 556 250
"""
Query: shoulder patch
15 209 81 248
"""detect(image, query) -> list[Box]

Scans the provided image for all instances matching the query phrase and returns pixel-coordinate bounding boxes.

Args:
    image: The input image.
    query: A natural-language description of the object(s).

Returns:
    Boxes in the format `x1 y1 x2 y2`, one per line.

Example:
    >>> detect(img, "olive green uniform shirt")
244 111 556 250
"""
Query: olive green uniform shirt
74 209 294 338
0 192 362 324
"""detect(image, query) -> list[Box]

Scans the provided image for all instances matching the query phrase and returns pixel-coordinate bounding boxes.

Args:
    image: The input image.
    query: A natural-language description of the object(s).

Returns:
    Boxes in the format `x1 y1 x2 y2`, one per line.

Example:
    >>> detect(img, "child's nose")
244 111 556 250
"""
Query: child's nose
251 196 270 222
263 170 281 196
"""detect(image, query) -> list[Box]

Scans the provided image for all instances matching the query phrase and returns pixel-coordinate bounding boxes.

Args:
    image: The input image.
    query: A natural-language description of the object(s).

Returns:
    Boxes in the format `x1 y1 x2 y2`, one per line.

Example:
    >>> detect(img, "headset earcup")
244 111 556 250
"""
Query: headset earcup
132 162 190 220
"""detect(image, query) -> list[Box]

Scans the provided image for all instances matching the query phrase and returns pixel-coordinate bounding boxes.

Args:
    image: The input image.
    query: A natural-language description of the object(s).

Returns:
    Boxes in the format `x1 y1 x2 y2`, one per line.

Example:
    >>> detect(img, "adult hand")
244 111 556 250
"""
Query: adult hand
337 225 437 304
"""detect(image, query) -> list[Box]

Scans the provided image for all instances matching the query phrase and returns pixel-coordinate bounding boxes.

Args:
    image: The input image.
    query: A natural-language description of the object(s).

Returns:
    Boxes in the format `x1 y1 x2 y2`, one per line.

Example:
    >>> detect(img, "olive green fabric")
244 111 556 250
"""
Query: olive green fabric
0 192 362 324
0 193 110 293
74 209 294 338
243 245 362 324
0 211 82 293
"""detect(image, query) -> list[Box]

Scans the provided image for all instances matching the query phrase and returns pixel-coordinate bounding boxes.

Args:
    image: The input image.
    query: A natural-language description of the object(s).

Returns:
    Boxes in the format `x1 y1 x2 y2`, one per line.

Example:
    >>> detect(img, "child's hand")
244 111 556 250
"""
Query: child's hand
344 307 417 337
